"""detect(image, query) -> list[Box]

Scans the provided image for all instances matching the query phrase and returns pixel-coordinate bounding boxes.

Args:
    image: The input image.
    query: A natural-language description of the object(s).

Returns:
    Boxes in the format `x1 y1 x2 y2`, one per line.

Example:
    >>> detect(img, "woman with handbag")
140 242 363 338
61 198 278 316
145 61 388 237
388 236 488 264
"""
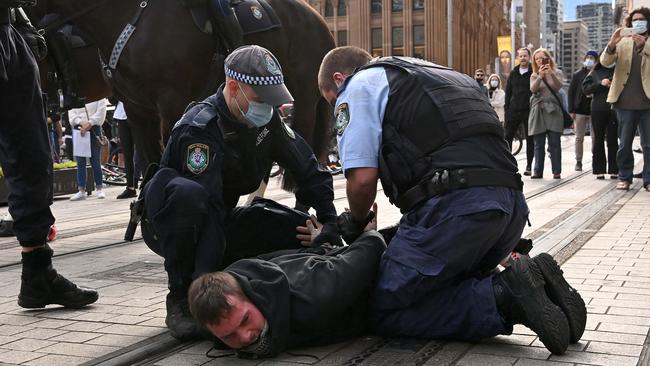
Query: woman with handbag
68 98 108 200
529 48 565 179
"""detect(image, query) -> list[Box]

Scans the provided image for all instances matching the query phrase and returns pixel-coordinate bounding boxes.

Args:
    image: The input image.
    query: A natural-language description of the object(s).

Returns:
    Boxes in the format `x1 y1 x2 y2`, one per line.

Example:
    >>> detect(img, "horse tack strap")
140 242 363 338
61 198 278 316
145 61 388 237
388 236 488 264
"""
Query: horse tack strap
108 0 149 69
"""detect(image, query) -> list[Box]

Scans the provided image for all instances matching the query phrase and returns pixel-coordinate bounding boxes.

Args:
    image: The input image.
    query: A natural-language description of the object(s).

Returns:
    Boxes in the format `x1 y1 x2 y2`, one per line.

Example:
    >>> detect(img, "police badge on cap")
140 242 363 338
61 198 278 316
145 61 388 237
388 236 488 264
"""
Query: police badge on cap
224 45 294 106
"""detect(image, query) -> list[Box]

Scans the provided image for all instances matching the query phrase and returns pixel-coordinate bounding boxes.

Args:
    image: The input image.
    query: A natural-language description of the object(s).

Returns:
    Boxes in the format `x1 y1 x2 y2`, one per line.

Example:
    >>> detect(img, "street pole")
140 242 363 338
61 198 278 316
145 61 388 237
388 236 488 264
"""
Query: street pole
447 0 453 67
511 1 516 69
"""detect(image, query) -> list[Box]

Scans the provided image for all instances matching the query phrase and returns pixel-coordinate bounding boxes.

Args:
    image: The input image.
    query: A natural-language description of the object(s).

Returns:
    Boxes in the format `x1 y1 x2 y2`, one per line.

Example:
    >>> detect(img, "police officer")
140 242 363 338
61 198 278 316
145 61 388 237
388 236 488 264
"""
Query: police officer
0 1 97 308
142 45 339 340
318 46 586 355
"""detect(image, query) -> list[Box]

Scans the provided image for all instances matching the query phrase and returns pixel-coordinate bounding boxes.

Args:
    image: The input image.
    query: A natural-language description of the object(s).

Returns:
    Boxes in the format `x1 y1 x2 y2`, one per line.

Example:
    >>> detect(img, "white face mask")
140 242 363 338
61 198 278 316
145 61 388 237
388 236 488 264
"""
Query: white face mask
633 20 648 34
490 80 499 88
584 59 595 68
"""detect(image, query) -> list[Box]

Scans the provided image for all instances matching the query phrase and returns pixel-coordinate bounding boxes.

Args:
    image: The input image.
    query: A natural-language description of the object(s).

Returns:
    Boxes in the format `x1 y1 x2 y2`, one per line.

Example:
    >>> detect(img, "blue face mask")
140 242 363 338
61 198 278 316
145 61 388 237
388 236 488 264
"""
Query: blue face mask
633 20 648 34
584 59 595 68
236 84 274 128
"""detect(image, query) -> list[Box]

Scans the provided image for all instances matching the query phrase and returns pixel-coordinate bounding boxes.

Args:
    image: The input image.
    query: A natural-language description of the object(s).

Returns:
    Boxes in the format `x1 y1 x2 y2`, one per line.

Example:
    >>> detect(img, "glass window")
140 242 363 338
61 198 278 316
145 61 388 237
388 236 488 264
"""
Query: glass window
337 30 348 46
325 0 333 17
372 28 383 49
392 26 403 47
337 0 347 16
413 46 425 59
371 0 382 14
413 25 424 46
392 0 403 12
413 0 424 10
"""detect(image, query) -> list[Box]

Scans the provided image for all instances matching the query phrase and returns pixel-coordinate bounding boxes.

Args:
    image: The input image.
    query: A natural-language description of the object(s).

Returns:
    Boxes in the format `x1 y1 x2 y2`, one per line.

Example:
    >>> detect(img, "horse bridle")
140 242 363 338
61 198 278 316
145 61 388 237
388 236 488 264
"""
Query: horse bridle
38 0 109 35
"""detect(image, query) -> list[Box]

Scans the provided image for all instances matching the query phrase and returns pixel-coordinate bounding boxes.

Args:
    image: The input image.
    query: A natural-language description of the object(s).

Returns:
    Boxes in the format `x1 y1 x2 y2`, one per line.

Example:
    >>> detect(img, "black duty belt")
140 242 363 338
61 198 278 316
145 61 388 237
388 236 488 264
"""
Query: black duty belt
396 168 523 213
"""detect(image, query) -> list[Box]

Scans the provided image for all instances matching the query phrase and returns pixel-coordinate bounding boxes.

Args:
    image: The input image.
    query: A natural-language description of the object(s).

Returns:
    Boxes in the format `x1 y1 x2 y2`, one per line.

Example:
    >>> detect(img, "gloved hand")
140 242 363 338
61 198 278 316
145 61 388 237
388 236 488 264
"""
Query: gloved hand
311 221 343 247
337 211 376 244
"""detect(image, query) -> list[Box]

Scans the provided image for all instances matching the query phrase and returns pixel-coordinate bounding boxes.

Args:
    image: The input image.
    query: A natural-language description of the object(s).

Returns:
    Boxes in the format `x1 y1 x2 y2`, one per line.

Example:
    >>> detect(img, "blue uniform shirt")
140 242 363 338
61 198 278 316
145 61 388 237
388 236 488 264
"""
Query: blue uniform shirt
335 67 389 175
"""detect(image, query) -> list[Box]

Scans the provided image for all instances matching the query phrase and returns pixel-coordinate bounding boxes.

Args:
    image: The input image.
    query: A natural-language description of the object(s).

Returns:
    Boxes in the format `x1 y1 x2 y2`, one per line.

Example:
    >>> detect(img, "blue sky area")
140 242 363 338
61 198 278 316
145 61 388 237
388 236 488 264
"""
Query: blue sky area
564 0 613 20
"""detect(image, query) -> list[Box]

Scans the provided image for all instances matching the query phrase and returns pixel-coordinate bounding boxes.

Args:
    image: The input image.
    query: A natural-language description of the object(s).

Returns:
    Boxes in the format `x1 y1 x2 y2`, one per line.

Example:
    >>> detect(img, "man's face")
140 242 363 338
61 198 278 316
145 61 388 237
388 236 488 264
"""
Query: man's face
322 87 338 108
517 50 530 67
474 71 484 82
226 80 263 124
206 294 267 349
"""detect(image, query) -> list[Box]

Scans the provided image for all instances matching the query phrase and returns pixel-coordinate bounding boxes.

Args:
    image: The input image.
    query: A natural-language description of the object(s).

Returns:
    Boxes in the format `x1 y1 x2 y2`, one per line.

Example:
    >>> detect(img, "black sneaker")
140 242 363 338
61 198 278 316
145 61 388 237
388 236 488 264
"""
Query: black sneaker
575 162 582 171
18 266 98 309
116 188 137 199
166 293 201 340
533 253 587 343
493 257 569 355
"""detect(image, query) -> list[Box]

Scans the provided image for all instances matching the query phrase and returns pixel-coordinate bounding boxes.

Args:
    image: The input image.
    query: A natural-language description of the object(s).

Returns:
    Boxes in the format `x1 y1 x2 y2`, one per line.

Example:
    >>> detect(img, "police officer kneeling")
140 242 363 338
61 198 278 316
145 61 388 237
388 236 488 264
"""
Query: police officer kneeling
141 46 339 340
318 47 586 354
187 216 385 359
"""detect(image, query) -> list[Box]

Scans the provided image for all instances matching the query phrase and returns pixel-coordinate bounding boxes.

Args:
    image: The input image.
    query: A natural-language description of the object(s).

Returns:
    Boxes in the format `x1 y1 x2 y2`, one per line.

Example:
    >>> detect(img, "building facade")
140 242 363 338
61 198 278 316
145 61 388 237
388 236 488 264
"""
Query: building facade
307 0 510 75
561 21 589 79
541 0 563 60
577 2 613 52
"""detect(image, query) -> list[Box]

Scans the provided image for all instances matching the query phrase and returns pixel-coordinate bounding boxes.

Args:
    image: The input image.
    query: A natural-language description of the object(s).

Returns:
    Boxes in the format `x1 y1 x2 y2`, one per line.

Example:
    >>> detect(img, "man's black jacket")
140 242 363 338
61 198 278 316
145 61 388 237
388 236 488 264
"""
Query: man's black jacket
226 231 387 356
504 65 532 120
568 67 592 115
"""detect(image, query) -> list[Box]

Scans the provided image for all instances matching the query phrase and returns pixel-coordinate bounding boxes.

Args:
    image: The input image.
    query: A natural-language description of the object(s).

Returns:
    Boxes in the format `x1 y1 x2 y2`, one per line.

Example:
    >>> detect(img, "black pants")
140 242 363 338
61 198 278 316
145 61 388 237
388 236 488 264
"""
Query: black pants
505 110 534 168
143 169 309 292
0 19 55 247
591 109 619 175
116 118 140 188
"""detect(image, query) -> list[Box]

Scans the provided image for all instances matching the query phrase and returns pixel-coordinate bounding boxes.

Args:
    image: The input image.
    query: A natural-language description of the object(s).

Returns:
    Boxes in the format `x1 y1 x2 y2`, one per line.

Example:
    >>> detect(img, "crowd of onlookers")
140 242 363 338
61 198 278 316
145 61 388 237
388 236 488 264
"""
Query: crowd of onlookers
475 7 650 192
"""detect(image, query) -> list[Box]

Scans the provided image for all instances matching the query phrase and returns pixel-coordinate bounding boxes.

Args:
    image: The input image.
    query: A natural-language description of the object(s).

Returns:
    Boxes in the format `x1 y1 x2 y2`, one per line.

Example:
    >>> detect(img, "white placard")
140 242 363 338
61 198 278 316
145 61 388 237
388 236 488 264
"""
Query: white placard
72 130 92 158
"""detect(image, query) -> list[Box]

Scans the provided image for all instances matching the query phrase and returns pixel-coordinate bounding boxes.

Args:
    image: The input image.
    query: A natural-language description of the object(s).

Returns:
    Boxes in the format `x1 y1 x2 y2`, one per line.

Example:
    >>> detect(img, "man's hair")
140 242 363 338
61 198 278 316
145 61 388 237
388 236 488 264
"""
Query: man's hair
188 271 245 326
318 46 372 94
474 68 485 74
517 47 531 57
625 7 650 29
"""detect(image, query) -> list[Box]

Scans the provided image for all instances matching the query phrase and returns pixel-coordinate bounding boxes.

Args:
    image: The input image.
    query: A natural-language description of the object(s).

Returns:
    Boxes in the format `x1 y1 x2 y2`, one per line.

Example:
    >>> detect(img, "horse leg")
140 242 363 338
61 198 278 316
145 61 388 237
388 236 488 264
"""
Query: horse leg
124 104 163 167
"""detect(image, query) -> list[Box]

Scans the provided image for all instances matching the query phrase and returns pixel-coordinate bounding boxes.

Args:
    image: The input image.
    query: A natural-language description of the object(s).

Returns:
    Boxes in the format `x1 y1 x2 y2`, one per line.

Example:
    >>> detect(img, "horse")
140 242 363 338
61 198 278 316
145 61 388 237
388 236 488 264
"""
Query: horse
29 0 336 184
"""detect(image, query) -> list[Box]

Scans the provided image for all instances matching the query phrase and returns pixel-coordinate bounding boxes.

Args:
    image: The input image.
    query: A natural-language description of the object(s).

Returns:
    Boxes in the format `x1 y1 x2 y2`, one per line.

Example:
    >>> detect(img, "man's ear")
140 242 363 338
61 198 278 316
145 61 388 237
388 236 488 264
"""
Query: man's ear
226 79 239 95
333 72 347 87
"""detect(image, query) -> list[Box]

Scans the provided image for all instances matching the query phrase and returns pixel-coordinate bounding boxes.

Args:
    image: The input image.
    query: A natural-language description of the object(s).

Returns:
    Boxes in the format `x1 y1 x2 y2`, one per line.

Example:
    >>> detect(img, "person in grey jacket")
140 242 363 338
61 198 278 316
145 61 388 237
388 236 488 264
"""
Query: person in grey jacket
582 58 618 180
529 48 564 179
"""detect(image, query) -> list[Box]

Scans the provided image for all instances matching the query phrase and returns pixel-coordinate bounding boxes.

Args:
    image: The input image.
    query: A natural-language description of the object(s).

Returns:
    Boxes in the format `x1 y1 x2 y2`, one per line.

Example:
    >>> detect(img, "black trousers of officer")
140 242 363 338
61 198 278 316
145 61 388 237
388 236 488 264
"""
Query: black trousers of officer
0 12 55 247
143 171 310 294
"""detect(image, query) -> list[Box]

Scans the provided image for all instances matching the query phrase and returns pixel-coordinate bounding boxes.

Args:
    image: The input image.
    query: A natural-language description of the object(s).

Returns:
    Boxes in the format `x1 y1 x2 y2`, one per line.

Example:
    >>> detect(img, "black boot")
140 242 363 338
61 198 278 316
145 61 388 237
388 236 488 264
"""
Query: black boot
165 291 201 340
532 253 587 343
19 245 98 309
493 257 570 355
0 219 15 237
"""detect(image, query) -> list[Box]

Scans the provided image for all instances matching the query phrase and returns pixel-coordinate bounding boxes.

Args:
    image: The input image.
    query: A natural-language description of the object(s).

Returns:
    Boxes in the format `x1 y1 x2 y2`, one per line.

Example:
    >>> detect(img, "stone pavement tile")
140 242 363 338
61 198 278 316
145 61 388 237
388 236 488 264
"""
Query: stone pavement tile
585 306 607 314
616 292 650 301
596 322 649 335
530 340 586 352
514 359 573 365
143 309 167 318
13 328 67 340
107 314 153 325
181 341 214 355
585 341 643 357
583 279 623 287
96 323 165 337
578 330 646 345
0 314 42 326
137 317 166 328
589 297 650 310
85 334 146 347
0 325 29 336
50 331 102 343
60 321 109 332
1 338 56 351
0 350 44 364
549 350 638 366
27 318 76 329
203 357 258 365
512 325 536 336
487 334 537 346
23 354 91 366
35 309 88 320
109 306 154 316
70 312 115 322
153 353 215 366
468 343 551 360
37 342 119 358
607 307 650 317
600 285 650 295
0 335 14 346
456 353 517 365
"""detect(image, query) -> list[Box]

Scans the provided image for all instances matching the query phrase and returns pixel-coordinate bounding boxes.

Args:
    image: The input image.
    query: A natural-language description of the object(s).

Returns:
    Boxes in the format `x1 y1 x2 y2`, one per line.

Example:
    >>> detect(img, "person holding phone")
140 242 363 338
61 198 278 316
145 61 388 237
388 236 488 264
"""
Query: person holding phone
601 6 650 191
528 48 564 179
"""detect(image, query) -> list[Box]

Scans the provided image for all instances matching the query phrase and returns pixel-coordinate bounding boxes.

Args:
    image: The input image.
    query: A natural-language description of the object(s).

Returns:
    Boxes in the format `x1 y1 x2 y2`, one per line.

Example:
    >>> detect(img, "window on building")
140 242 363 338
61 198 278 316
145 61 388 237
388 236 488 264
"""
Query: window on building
337 30 348 46
325 0 333 16
413 0 424 10
392 26 403 55
413 25 424 45
371 0 382 14
372 28 382 49
337 0 347 16
392 0 403 12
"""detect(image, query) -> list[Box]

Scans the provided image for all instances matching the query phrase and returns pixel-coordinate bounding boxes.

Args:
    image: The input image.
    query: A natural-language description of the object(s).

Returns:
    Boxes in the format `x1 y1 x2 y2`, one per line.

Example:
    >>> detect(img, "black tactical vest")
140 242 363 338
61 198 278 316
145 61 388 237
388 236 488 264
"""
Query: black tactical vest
349 57 503 205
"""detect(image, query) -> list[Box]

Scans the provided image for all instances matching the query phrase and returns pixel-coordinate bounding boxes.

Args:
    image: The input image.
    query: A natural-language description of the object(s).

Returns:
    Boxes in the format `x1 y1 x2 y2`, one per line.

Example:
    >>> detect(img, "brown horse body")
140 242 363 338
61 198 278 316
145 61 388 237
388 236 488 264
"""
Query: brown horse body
34 0 335 167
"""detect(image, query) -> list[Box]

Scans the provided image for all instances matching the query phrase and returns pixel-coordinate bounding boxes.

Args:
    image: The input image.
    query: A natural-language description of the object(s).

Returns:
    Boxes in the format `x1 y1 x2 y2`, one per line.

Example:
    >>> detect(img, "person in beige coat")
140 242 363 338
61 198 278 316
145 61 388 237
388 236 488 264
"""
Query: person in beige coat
487 74 506 123
600 7 650 191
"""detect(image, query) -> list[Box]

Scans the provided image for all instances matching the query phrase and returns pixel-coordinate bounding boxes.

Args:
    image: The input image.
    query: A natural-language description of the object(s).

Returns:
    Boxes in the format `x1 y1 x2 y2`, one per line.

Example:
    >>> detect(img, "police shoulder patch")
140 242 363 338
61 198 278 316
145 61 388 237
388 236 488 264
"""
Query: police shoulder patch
335 103 350 136
186 143 209 174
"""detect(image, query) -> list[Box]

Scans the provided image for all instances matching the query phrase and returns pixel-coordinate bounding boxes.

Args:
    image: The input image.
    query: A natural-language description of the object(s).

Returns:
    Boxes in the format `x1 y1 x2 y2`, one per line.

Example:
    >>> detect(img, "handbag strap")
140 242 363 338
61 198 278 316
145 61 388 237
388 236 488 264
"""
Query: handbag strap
540 76 566 111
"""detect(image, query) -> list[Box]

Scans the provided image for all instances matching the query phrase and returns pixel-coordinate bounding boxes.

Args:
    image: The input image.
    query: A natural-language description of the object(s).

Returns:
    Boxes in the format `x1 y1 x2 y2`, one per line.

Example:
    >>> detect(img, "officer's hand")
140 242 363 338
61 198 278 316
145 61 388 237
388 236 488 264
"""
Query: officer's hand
338 210 375 244
296 215 322 246
364 203 378 231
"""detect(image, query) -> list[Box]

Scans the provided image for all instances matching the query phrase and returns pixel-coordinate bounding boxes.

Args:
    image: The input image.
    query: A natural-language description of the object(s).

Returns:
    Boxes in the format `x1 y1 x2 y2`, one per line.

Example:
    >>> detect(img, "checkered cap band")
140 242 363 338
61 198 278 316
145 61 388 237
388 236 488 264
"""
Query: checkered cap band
224 67 284 86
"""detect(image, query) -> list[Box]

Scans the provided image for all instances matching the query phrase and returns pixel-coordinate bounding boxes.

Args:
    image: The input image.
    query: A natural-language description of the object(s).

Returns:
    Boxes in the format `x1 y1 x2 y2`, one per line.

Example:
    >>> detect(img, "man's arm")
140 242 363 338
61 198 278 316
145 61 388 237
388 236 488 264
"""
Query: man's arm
567 72 578 113
346 167 378 222
504 72 513 112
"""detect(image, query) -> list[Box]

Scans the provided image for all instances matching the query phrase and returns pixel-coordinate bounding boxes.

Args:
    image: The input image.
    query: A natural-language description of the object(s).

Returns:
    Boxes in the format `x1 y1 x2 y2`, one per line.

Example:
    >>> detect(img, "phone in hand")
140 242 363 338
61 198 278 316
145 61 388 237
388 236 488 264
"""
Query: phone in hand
621 28 636 37
541 58 550 66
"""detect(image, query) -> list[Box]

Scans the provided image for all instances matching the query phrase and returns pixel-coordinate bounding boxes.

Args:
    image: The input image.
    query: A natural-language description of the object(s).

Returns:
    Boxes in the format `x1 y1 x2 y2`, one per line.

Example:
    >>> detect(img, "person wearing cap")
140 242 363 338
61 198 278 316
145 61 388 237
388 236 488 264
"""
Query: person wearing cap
318 46 586 355
568 49 598 172
140 45 339 340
